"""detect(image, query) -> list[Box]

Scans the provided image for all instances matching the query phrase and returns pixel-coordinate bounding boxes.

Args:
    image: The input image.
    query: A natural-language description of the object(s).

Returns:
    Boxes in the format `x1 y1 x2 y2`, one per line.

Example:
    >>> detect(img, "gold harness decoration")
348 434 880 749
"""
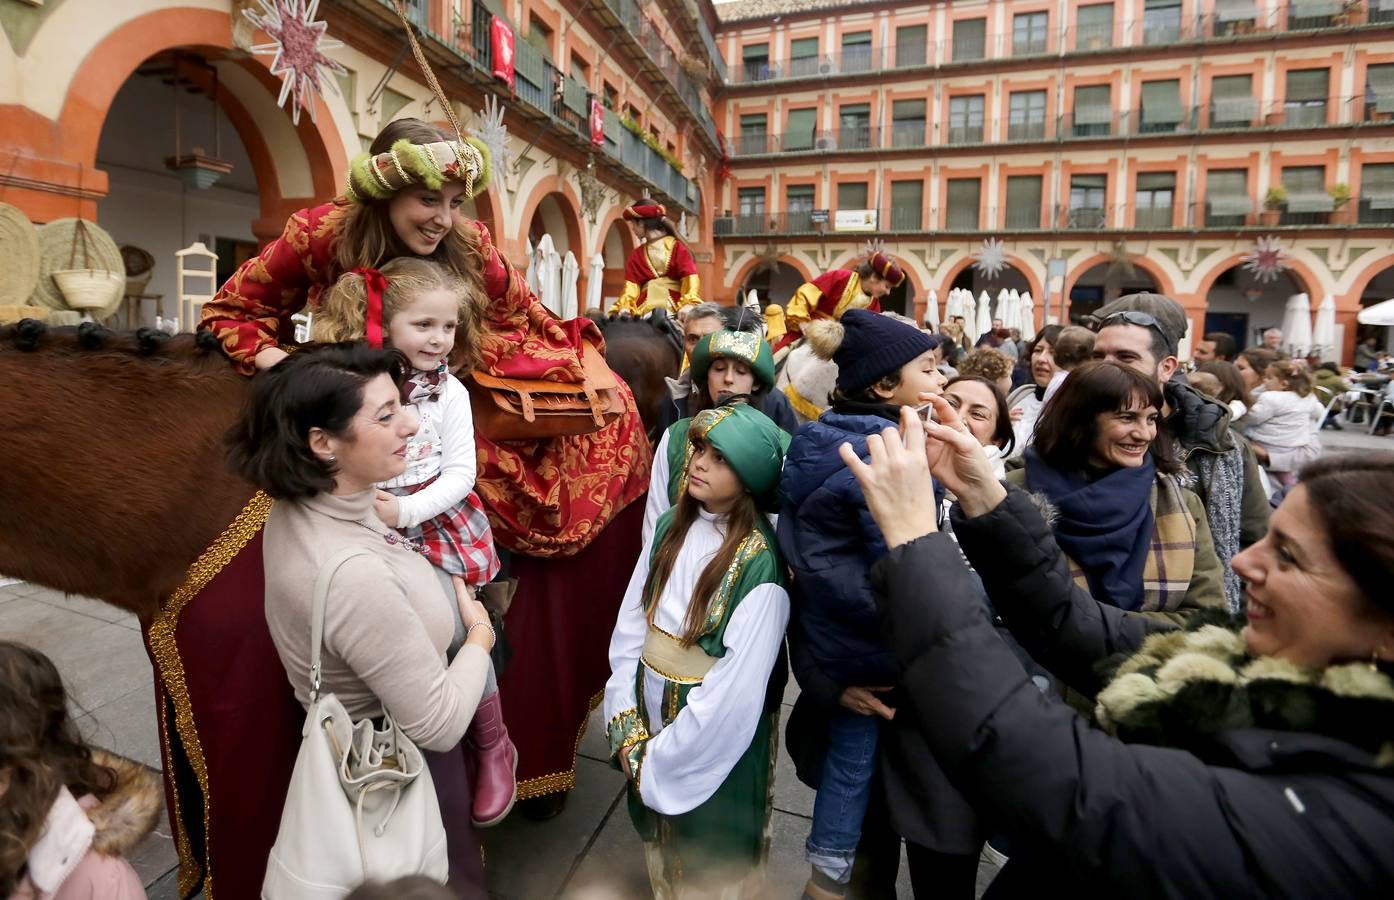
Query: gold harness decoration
146 491 272 899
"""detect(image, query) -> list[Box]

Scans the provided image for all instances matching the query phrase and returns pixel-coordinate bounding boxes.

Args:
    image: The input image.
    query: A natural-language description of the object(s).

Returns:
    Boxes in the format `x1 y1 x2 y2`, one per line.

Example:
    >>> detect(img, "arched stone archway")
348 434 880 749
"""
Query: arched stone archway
1065 258 1166 323
519 184 585 314
596 216 636 312
1200 260 1310 353
1352 261 1394 363
23 6 346 224
737 258 810 307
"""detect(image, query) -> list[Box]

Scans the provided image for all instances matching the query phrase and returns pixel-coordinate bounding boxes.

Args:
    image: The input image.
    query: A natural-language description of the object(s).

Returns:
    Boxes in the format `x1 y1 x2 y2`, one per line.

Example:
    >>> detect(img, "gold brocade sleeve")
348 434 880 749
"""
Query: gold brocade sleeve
607 707 650 760
785 281 824 334
612 280 642 315
678 274 702 309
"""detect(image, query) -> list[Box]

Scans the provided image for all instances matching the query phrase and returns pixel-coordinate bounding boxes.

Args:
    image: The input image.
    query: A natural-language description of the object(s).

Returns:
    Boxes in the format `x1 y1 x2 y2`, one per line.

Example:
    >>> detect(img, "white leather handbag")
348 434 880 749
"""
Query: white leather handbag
263 549 450 899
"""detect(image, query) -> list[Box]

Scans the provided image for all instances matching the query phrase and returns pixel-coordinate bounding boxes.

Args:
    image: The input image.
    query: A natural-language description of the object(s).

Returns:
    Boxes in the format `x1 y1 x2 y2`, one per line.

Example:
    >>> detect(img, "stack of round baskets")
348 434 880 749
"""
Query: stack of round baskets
0 202 44 324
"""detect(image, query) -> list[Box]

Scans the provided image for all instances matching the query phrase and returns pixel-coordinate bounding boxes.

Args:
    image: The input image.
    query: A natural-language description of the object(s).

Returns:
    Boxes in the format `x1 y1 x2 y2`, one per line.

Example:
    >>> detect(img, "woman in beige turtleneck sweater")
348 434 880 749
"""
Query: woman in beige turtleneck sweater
227 343 493 898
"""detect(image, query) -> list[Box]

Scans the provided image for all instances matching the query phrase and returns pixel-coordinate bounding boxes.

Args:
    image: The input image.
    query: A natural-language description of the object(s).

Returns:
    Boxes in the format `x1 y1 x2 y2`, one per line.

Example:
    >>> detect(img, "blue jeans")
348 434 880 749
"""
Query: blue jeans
806 709 882 884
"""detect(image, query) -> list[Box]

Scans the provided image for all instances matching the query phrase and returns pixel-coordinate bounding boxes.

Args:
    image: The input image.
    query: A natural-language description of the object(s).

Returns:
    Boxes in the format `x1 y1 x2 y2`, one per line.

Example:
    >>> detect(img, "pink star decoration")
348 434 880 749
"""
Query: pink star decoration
1241 235 1290 284
244 0 346 126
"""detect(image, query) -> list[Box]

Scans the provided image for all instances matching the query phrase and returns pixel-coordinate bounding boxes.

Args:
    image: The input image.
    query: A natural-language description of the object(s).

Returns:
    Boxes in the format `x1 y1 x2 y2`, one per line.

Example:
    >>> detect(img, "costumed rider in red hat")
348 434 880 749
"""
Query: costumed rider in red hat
608 199 702 319
773 247 905 354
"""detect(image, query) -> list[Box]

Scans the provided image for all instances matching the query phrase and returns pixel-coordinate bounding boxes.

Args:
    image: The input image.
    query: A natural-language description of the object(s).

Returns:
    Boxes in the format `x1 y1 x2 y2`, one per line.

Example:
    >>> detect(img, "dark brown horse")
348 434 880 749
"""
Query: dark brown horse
0 321 253 617
593 315 683 441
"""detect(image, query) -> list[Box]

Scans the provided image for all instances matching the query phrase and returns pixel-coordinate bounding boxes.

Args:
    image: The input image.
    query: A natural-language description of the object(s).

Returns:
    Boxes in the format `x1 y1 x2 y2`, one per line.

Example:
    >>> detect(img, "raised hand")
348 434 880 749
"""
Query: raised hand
917 395 1008 517
837 406 939 549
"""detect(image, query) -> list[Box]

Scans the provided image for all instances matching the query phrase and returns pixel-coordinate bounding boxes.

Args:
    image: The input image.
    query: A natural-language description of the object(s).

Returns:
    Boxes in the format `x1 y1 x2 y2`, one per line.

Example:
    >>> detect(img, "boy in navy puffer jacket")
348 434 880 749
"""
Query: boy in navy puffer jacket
778 310 949 899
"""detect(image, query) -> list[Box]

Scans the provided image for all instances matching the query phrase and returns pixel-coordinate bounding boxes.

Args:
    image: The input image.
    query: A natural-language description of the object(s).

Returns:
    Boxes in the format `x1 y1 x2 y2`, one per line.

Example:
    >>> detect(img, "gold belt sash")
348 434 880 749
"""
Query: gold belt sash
641 625 715 683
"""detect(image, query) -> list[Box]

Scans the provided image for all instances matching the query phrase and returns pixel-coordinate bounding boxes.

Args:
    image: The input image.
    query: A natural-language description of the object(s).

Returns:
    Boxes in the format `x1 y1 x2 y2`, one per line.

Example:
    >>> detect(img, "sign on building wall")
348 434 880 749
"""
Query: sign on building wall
834 209 878 232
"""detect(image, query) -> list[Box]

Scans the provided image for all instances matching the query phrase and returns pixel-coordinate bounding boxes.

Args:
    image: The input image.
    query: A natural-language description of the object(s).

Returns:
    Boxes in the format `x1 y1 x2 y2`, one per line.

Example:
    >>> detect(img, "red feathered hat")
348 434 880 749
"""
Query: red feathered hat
868 251 906 287
623 199 666 221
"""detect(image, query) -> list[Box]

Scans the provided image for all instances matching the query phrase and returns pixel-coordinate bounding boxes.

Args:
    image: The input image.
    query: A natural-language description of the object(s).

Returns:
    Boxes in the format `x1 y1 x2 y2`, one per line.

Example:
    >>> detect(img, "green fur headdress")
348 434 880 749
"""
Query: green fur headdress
346 136 491 203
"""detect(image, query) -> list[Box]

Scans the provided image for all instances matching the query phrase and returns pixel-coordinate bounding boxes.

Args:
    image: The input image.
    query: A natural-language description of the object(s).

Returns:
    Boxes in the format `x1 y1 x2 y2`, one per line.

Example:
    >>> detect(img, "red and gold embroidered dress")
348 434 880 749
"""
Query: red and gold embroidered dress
200 201 649 555
610 235 701 317
772 268 880 352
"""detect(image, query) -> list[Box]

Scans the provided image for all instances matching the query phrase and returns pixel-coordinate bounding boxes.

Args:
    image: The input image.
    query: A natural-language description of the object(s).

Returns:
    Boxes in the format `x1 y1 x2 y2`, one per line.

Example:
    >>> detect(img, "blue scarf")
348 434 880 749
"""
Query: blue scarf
1024 448 1156 611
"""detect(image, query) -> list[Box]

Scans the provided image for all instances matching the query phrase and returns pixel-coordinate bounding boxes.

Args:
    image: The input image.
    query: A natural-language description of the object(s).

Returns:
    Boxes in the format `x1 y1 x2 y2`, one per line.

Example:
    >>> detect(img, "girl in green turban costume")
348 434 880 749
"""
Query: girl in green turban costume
603 404 791 898
642 329 780 545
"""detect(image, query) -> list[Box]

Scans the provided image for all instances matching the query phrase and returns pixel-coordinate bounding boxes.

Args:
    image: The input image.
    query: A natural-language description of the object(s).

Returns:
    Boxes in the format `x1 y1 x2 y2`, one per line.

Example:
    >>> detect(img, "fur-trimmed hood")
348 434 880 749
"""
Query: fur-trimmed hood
1096 616 1394 767
86 750 163 855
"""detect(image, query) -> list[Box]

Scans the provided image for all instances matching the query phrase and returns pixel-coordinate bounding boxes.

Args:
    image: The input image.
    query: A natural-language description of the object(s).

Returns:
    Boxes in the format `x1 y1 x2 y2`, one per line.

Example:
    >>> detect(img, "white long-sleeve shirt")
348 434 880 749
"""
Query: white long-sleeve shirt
1238 390 1324 452
642 428 676 547
603 510 789 816
378 373 478 529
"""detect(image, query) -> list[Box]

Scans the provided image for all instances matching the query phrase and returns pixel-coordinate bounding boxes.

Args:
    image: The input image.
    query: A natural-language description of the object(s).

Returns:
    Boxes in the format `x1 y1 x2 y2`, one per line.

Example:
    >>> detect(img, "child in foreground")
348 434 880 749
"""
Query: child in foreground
317 258 516 827
604 404 791 898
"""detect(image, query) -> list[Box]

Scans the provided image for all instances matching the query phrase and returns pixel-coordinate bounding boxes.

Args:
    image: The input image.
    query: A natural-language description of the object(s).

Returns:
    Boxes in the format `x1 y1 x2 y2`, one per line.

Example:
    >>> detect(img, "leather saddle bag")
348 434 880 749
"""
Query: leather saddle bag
467 336 625 441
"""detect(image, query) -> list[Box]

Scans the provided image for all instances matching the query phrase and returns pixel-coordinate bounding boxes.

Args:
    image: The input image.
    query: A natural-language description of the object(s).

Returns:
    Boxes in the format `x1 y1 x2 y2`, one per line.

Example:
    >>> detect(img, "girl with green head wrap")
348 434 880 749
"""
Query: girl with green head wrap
646 329 790 545
603 403 791 898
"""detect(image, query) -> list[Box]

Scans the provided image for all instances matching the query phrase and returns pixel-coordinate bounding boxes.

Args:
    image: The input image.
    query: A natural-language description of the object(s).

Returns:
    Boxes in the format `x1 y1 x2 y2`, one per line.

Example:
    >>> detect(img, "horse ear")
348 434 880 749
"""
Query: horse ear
803 319 845 360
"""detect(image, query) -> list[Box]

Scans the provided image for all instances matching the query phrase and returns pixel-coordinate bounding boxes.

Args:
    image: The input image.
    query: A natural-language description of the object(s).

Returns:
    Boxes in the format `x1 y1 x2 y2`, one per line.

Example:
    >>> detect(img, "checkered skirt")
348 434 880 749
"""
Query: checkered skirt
385 477 501 586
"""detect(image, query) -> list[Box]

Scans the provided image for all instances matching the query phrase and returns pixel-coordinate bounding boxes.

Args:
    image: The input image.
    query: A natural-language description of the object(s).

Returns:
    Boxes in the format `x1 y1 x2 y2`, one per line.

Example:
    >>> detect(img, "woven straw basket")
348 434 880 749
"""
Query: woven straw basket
50 268 126 310
0 305 49 325
0 203 41 307
32 218 126 320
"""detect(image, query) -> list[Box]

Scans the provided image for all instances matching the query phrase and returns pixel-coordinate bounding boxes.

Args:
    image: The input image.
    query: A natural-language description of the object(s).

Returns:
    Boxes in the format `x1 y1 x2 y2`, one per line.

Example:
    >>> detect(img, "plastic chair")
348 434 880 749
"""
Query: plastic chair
175 242 219 334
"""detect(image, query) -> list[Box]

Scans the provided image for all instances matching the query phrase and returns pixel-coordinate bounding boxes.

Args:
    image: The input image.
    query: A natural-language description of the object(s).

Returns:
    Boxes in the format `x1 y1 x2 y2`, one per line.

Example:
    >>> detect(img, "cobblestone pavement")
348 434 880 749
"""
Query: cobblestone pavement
4 429 1383 897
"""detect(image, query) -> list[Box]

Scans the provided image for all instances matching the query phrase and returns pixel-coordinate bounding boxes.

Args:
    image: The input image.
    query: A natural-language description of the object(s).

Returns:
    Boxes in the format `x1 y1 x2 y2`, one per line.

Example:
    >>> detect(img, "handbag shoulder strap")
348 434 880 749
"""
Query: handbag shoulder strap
309 547 371 704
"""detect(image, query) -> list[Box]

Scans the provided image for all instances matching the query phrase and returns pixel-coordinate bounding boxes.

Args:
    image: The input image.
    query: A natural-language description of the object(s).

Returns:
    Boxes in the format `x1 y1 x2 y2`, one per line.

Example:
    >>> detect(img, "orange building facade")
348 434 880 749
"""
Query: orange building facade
0 0 726 315
709 0 1394 361
6 0 1394 361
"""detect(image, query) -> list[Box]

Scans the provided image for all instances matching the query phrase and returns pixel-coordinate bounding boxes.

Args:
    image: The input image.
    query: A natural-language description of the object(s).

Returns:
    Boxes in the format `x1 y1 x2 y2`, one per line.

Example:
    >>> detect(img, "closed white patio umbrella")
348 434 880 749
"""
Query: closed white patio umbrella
975 291 993 344
1019 291 1036 341
1281 293 1312 358
1311 294 1337 360
561 251 579 320
586 253 604 312
924 289 940 330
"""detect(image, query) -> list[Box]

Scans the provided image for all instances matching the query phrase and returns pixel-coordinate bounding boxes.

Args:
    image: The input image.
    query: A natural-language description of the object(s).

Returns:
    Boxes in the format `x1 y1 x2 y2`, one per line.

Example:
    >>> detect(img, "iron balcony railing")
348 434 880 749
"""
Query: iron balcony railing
712 196 1389 237
462 2 695 210
724 2 1390 85
725 97 1387 160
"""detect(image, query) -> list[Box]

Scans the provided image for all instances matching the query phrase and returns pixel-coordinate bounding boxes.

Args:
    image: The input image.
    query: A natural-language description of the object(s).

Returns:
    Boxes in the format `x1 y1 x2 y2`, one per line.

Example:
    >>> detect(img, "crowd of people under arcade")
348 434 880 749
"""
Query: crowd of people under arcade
4 117 1394 900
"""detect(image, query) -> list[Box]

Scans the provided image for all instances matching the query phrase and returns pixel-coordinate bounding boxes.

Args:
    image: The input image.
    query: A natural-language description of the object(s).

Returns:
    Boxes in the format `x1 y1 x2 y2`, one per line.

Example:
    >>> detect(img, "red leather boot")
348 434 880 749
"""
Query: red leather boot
467 692 518 827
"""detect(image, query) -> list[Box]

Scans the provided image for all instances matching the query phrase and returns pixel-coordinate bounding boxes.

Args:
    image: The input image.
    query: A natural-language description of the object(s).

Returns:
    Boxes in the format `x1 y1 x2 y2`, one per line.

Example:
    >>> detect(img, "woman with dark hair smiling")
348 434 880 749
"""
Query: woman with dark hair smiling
227 343 495 896
1007 361 1225 624
943 375 1014 478
836 401 1394 897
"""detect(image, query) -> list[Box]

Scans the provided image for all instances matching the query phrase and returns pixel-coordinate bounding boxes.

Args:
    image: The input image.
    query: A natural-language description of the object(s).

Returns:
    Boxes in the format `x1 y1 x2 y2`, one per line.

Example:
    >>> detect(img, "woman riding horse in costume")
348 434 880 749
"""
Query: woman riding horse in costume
198 115 650 842
607 199 701 318
772 251 904 353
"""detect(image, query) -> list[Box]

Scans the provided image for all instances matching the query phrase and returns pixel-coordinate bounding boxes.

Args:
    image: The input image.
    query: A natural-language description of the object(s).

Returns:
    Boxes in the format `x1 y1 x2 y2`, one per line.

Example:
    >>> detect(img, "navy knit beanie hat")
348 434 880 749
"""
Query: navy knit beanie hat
833 309 937 395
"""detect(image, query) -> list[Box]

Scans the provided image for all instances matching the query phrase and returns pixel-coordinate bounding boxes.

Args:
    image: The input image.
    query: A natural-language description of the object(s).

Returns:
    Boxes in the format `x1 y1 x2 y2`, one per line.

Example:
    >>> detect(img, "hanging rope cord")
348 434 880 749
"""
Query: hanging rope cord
391 1 465 144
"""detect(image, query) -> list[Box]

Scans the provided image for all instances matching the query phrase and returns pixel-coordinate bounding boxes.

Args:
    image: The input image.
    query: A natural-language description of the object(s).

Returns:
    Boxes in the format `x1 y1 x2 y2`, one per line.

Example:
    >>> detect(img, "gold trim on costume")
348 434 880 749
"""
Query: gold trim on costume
641 626 717 683
607 706 651 757
700 531 767 636
644 235 676 277
831 272 866 318
146 491 273 900
516 689 605 799
782 383 824 422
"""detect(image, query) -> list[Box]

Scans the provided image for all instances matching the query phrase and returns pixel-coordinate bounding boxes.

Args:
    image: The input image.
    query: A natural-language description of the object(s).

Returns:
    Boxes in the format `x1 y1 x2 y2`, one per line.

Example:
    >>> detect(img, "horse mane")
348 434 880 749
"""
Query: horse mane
0 319 227 369
592 315 672 339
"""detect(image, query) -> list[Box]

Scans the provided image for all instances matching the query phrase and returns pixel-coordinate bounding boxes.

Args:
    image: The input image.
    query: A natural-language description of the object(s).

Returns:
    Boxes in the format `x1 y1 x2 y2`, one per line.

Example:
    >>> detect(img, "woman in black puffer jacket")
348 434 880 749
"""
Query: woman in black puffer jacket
840 398 1394 899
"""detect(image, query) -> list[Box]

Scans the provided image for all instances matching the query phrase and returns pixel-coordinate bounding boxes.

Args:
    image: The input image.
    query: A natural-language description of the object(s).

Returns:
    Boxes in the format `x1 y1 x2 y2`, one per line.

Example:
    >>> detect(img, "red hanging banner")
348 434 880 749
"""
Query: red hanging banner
491 19 515 91
589 97 605 146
